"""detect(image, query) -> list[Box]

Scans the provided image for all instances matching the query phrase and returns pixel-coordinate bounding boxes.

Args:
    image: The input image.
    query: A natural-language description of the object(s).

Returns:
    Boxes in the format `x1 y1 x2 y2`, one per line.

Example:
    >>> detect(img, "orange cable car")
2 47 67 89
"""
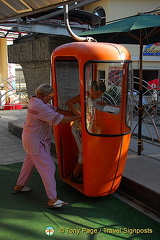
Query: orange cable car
51 41 133 197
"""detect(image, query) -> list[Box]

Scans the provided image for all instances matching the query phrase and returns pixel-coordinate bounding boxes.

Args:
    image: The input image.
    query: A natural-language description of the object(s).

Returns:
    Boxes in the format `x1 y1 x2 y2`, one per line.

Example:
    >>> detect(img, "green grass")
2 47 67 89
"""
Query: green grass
0 163 159 240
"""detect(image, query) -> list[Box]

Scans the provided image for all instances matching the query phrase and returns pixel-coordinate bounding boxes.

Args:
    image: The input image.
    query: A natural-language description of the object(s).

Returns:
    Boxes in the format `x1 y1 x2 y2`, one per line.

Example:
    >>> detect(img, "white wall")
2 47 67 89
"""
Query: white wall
85 0 160 22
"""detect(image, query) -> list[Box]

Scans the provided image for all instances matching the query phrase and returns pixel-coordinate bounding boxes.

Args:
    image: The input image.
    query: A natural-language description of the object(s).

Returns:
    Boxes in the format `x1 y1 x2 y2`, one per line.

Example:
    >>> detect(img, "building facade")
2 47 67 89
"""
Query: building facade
84 0 160 84
5 0 160 98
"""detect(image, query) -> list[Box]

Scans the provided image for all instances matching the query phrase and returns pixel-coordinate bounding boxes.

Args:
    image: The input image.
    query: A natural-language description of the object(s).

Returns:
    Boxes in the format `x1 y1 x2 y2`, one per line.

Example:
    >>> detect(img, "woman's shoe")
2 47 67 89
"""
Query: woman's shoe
12 185 33 194
47 199 68 209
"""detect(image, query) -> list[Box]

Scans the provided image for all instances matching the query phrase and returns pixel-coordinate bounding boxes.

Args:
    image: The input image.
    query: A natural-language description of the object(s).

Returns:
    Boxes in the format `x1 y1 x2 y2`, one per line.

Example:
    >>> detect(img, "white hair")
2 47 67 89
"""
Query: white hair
36 83 53 97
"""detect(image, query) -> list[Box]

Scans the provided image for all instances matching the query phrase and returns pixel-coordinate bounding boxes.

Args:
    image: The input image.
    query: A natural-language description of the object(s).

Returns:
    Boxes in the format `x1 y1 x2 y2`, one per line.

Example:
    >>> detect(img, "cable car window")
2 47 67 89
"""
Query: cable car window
84 61 130 135
55 59 79 109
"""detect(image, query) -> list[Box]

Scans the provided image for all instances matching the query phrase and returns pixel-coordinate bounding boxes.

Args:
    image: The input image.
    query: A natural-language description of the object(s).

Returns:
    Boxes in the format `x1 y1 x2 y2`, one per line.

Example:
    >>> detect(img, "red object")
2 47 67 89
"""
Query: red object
4 103 22 110
147 79 160 90
4 103 12 110
15 103 22 109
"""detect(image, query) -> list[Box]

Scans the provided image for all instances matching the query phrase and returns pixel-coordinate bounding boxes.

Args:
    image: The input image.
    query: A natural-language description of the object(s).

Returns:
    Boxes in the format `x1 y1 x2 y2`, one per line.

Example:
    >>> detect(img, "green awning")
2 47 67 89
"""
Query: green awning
80 14 160 44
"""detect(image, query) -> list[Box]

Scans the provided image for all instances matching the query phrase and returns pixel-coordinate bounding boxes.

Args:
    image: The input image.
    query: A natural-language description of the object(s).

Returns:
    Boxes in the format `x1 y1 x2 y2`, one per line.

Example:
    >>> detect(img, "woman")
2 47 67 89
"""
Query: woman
12 83 79 209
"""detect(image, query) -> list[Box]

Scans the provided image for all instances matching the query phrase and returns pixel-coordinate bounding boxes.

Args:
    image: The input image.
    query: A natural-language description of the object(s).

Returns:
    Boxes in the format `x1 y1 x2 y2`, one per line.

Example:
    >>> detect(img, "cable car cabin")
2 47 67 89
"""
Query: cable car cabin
51 42 133 197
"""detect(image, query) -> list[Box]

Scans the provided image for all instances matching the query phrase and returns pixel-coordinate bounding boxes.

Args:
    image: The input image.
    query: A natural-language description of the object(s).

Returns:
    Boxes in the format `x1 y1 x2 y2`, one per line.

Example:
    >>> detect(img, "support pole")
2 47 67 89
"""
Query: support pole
0 38 8 79
137 30 143 155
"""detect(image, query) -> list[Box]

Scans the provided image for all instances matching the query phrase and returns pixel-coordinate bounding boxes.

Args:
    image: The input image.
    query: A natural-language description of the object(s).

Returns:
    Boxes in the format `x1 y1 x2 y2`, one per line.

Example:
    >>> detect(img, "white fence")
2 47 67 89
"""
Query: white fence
0 76 28 109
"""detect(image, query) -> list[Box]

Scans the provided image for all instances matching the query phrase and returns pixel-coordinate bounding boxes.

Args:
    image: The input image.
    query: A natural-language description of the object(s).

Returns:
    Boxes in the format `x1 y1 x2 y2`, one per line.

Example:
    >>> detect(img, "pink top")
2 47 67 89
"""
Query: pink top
22 96 64 155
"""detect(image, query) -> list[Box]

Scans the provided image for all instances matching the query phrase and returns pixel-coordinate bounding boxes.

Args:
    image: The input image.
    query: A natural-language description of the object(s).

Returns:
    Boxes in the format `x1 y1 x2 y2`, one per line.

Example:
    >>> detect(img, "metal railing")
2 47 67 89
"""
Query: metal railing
132 77 160 147
0 76 28 109
0 75 159 146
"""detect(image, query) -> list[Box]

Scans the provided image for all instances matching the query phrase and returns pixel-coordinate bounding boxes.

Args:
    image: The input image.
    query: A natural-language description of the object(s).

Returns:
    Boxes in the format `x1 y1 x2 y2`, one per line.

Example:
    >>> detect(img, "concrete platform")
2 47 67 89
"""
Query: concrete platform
0 109 160 216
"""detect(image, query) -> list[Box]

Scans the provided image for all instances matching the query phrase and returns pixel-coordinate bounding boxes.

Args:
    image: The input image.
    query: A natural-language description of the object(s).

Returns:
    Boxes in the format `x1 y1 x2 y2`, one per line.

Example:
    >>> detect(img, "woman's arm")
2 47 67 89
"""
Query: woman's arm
56 108 74 116
60 115 80 124
65 95 81 116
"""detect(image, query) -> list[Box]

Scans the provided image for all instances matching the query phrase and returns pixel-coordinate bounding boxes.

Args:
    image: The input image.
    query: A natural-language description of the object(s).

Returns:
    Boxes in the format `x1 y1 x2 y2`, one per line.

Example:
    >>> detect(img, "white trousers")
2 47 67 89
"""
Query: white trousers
16 143 57 200
71 126 82 164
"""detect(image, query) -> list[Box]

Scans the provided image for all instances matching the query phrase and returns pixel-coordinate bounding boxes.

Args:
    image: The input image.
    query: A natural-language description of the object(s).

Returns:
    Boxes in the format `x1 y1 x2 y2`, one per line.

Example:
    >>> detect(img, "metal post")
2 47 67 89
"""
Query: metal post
137 30 143 155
